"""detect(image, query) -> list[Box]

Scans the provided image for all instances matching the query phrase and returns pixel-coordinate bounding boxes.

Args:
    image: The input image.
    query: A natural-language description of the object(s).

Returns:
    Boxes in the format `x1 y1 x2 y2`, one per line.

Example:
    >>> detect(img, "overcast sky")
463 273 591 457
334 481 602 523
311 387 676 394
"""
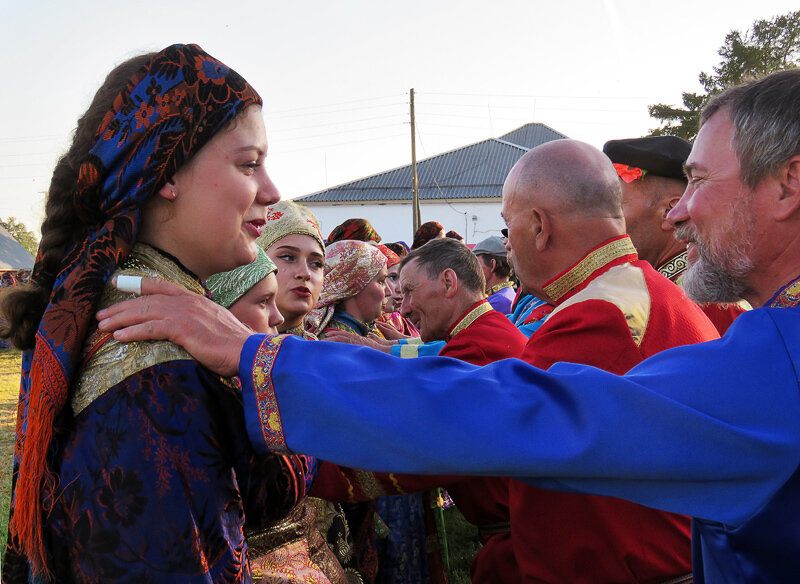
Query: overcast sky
1 0 797 233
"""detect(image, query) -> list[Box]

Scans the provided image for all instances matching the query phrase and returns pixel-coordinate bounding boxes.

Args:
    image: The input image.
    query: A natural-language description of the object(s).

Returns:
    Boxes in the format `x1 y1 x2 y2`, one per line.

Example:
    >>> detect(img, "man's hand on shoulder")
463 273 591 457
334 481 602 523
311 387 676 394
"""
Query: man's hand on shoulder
97 277 251 377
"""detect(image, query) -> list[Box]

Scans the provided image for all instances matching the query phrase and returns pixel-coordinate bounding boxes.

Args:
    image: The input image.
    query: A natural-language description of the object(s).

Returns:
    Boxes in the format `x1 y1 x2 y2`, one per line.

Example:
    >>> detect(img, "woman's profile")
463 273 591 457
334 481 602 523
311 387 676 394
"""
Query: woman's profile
1 44 315 582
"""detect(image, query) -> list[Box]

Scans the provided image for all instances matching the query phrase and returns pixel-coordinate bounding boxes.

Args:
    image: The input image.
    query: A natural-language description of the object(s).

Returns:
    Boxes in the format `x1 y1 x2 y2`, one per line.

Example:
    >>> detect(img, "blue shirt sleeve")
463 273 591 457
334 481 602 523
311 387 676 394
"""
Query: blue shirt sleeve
240 309 800 528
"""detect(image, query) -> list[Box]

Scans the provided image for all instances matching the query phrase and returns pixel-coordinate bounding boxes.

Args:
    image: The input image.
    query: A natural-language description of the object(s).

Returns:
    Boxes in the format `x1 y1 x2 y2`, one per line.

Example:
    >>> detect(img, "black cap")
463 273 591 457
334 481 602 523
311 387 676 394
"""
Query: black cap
603 136 691 179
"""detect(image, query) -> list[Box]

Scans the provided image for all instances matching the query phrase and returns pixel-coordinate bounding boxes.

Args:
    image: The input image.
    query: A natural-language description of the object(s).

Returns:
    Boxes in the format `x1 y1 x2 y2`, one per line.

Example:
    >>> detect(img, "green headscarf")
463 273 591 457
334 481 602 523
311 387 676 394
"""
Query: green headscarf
206 247 277 308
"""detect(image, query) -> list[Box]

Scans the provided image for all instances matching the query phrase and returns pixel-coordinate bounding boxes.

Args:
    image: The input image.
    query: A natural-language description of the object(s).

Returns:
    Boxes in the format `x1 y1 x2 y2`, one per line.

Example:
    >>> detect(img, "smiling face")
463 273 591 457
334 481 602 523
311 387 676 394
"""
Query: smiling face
266 233 325 328
147 105 280 280
228 273 284 334
668 109 760 303
399 259 451 342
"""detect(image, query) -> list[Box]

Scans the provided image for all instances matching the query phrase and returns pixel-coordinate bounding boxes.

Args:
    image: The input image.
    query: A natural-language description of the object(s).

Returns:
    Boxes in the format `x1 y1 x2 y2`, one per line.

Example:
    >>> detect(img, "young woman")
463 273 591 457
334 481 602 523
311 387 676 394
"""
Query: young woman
256 200 326 338
307 240 390 339
0 44 315 583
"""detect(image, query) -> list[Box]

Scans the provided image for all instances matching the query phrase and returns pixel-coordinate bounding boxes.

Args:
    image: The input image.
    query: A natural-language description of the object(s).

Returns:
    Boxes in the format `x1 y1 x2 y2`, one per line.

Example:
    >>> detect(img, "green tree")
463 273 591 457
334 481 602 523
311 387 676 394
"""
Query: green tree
648 10 800 139
0 217 39 257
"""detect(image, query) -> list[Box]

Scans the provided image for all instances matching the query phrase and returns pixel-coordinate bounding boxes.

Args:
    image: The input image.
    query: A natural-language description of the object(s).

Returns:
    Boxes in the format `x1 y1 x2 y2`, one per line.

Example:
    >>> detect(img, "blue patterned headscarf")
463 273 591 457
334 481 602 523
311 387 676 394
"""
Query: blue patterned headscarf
9 43 262 575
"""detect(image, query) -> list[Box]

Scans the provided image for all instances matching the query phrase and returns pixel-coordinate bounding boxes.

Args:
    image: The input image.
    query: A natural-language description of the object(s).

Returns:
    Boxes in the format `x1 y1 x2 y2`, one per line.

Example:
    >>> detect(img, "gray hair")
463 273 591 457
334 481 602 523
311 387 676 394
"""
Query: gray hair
702 69 800 189
400 238 485 293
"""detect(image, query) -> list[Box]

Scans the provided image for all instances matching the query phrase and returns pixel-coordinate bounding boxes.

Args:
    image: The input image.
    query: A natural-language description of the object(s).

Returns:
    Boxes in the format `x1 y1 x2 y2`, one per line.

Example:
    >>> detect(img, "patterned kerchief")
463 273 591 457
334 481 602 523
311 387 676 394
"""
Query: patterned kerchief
12 43 261 574
307 240 386 333
206 247 277 308
412 221 445 249
327 218 382 245
256 199 324 253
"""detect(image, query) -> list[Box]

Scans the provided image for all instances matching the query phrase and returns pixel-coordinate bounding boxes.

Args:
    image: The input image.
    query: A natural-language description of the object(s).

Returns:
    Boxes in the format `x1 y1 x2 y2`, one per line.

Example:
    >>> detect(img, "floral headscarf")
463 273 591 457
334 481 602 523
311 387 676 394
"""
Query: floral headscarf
377 244 400 268
412 221 445 249
206 247 277 308
307 240 386 334
10 43 261 574
327 218 381 245
256 200 324 254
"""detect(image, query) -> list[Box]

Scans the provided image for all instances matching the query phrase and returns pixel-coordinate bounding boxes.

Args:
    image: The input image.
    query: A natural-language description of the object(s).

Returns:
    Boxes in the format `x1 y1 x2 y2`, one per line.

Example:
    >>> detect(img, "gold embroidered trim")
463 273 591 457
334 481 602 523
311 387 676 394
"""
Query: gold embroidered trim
543 237 637 302
72 244 207 416
548 263 651 347
486 281 514 296
399 344 421 359
354 469 389 499
657 251 688 283
449 301 493 339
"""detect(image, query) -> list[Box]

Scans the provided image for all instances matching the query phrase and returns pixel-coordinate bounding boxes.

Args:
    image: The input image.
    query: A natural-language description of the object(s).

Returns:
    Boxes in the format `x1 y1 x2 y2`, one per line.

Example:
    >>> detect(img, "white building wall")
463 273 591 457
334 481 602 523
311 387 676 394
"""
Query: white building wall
298 201 505 246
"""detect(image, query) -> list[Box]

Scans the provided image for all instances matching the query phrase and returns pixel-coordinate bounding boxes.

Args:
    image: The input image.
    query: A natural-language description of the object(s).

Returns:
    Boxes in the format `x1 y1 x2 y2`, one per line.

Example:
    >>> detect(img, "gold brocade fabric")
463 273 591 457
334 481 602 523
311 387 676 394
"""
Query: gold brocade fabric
248 499 349 584
448 301 493 340
486 280 514 296
72 243 214 416
543 237 638 302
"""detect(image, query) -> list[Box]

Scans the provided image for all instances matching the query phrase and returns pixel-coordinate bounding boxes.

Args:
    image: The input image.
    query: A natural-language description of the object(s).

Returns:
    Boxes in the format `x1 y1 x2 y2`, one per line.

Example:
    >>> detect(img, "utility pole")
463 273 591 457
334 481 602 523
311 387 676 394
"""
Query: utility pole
410 88 421 233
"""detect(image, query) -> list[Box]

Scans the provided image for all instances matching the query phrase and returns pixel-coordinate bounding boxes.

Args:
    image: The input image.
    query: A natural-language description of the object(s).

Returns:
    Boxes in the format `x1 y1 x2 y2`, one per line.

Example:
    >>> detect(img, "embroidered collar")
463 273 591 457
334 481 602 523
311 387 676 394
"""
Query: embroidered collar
656 251 688 283
332 309 374 336
448 300 493 340
543 235 638 303
487 281 514 296
766 274 800 308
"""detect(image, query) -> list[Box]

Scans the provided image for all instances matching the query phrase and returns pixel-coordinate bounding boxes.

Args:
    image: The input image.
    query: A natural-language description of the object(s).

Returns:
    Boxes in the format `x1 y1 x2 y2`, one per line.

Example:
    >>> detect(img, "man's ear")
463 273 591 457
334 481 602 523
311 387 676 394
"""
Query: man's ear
532 208 549 252
441 268 459 298
774 156 800 221
660 195 682 231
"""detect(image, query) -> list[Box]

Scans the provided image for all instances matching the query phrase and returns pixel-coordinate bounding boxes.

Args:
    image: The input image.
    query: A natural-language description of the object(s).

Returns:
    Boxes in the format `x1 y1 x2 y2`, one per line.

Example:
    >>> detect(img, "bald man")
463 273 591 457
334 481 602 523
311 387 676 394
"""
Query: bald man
497 140 717 583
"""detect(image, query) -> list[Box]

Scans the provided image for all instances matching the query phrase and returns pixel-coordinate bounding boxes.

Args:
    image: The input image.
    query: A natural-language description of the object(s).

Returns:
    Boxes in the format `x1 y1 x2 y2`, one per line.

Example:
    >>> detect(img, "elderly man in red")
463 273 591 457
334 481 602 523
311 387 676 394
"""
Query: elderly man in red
313 237 527 584
500 140 719 583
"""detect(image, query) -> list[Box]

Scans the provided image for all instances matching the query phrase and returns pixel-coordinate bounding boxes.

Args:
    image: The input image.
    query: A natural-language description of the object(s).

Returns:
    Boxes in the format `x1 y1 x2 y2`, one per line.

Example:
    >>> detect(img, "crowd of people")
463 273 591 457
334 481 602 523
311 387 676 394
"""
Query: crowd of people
1 42 799 584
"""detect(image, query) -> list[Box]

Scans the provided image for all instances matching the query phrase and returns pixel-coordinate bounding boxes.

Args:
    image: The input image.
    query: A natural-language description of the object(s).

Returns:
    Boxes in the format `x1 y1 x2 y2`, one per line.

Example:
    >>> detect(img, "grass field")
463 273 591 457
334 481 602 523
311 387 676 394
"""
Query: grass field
0 348 21 556
0 349 478 580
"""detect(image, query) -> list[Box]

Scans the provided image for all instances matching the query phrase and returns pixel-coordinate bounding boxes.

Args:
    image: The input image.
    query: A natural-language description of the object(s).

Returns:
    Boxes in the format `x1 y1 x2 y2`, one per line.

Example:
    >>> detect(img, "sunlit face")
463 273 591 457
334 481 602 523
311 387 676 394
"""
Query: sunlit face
165 106 280 280
384 263 402 313
620 179 661 265
266 233 325 327
399 259 450 342
228 273 284 334
501 180 539 291
668 110 760 303
346 267 390 324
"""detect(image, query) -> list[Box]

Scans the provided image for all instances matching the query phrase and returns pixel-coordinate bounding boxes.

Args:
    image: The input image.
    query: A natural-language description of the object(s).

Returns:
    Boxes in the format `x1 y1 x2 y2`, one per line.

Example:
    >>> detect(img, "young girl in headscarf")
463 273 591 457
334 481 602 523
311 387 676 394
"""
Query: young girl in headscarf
0 44 316 583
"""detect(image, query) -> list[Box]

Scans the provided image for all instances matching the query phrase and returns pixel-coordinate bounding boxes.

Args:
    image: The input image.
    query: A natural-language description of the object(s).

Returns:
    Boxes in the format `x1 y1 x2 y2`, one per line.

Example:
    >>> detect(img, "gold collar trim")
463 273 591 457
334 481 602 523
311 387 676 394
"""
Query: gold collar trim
72 244 210 416
543 237 638 303
487 281 514 296
449 301 493 340
656 251 688 282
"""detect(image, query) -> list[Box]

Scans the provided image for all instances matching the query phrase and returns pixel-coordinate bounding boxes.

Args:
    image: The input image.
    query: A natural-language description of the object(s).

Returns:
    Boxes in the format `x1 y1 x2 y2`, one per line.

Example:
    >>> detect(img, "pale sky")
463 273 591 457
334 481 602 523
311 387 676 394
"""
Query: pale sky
1 0 797 234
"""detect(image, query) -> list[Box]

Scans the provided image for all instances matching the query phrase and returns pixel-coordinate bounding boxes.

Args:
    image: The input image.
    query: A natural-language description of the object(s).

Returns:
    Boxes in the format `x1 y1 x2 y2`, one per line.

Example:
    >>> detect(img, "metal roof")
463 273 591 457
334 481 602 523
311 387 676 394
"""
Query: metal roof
296 123 568 204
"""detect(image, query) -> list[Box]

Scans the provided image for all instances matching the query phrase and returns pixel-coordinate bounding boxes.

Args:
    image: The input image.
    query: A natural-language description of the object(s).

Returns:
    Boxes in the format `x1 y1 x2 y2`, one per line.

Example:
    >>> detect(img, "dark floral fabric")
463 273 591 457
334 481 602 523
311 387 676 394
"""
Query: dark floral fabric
411 222 444 250
326 219 381 246
6 359 315 584
6 43 262 577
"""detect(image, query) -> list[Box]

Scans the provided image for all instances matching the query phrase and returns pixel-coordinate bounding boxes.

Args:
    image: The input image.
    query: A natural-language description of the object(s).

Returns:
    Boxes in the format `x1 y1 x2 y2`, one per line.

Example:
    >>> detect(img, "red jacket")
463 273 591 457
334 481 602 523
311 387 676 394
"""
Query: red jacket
510 236 719 583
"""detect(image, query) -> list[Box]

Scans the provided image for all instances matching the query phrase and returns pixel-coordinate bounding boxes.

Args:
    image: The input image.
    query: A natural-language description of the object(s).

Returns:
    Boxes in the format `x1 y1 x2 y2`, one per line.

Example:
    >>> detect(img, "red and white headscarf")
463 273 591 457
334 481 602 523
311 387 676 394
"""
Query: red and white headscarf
306 240 386 334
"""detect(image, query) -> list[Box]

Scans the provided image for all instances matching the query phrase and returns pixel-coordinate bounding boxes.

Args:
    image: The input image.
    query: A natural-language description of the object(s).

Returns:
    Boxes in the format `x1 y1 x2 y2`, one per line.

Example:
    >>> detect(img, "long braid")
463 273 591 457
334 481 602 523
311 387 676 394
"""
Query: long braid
0 53 154 350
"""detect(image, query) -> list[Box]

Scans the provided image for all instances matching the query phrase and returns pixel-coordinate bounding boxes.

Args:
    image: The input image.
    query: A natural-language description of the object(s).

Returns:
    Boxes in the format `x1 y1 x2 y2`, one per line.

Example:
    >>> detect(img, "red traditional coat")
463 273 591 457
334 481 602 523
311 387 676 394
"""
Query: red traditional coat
656 250 749 335
312 300 527 584
510 235 720 583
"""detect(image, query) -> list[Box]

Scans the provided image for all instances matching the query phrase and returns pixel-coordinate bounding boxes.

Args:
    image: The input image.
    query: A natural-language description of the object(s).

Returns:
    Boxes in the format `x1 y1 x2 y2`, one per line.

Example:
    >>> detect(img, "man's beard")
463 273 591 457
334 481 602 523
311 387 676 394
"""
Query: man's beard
675 216 755 304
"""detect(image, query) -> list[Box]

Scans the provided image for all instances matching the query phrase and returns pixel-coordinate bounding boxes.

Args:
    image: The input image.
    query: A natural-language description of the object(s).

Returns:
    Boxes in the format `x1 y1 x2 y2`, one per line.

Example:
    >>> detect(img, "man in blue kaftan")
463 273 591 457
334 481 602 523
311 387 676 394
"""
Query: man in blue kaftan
99 70 800 583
